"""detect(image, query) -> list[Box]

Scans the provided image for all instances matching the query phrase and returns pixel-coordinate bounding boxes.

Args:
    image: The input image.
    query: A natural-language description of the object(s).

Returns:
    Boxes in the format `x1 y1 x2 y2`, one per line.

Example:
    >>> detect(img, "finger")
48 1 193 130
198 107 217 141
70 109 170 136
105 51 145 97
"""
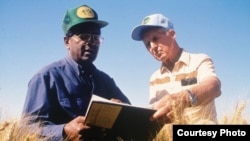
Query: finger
154 100 167 109
78 123 90 130
167 111 174 119
76 116 85 123
110 98 122 103
151 106 169 120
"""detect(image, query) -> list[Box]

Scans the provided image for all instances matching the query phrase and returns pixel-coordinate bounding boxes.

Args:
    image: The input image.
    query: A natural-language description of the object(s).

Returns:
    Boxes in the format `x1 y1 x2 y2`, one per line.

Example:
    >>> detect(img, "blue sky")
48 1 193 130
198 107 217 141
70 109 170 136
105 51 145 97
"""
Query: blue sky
0 0 250 119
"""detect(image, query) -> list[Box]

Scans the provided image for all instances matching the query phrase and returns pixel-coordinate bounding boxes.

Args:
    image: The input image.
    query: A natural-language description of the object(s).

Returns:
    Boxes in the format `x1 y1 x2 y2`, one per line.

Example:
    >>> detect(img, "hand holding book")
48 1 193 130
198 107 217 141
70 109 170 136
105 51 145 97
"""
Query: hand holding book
84 94 163 140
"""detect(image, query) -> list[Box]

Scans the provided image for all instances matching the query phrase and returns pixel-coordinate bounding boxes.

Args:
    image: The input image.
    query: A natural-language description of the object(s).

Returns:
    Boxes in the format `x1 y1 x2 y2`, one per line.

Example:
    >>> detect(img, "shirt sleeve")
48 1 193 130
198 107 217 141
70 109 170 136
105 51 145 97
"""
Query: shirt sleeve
197 57 217 82
22 73 65 140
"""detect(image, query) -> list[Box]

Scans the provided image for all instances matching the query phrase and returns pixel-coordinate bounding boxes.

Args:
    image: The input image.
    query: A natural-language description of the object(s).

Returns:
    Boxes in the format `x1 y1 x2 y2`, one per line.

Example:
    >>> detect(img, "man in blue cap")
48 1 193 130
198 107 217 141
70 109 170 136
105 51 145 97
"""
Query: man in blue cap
22 5 130 140
131 13 221 124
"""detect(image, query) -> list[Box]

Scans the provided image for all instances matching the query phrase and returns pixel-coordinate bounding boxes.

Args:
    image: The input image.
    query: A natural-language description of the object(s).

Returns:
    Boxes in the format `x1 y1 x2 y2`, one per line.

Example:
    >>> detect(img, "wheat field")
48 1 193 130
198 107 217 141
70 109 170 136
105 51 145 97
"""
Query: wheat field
153 100 249 141
0 118 40 141
0 100 249 141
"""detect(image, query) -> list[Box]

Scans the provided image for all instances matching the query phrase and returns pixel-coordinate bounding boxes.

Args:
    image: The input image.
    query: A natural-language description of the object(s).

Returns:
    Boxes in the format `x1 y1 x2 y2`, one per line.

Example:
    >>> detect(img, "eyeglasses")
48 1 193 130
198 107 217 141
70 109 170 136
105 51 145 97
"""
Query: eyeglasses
74 34 104 45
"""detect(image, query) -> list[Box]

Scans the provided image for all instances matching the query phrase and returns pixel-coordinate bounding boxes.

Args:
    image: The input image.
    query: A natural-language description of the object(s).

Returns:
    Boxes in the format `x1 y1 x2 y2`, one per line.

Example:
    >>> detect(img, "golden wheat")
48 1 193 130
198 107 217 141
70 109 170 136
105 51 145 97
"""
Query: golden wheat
0 117 41 141
219 101 248 124
153 100 249 141
0 100 249 141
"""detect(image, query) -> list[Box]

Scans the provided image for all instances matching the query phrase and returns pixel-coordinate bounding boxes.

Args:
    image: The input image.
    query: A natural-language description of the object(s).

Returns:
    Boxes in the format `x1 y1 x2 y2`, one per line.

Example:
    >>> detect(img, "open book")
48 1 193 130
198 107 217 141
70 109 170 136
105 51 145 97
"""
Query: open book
84 94 163 140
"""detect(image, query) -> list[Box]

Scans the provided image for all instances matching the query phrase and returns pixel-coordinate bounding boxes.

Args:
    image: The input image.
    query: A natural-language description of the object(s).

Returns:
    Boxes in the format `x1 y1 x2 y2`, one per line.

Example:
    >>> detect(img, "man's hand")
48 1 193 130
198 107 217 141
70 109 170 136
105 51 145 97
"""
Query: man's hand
110 98 122 103
110 98 131 105
150 91 189 123
150 94 173 123
63 116 90 141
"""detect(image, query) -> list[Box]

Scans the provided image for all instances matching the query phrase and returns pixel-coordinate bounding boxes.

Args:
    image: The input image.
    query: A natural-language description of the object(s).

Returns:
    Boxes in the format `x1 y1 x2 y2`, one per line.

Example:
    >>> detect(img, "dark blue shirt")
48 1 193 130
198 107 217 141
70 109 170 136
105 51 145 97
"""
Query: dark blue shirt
22 55 130 140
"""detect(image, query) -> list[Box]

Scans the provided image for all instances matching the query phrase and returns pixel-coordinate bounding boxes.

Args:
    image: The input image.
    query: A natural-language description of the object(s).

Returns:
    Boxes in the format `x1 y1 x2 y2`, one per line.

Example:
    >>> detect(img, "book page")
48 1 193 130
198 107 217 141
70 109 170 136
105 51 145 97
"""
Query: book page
84 94 162 140
85 102 122 129
84 94 124 129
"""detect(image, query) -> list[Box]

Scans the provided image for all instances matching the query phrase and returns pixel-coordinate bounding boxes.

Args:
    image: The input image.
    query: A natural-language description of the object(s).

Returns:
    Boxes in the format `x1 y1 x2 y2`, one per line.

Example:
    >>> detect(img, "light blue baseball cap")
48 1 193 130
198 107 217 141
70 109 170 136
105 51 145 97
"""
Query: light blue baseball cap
131 14 174 41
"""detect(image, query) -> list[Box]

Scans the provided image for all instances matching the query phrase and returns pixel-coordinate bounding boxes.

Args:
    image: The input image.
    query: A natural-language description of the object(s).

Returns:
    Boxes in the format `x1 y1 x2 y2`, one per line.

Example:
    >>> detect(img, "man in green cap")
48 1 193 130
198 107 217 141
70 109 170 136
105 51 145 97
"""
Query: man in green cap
22 5 130 141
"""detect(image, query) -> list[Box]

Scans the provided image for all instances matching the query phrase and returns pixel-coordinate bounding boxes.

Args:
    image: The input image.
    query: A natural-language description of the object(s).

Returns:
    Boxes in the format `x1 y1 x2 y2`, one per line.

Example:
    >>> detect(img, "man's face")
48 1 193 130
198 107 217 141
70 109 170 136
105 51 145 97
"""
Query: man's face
64 23 102 65
142 28 175 63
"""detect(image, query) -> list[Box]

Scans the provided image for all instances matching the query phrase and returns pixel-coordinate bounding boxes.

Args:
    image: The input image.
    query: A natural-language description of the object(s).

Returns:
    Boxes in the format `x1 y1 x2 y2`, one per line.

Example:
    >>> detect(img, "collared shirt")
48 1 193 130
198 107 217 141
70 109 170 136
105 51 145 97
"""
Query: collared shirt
149 50 218 123
22 54 130 140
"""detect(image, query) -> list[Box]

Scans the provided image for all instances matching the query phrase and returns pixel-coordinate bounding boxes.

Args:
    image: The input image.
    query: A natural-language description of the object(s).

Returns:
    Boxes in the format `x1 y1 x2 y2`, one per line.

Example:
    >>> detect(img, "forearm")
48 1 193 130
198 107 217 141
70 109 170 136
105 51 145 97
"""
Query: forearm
188 76 221 106
167 76 221 108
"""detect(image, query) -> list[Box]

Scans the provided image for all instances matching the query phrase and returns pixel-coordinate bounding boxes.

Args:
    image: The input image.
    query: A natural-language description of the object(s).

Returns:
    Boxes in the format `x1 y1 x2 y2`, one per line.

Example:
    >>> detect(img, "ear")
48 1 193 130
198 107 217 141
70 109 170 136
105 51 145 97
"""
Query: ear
168 29 176 39
64 37 70 50
64 37 69 44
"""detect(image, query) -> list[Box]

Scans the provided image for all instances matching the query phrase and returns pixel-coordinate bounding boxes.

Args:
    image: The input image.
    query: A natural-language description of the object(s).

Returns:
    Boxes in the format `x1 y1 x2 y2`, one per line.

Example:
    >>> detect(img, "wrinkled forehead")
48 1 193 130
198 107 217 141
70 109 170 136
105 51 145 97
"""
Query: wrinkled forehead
142 27 166 39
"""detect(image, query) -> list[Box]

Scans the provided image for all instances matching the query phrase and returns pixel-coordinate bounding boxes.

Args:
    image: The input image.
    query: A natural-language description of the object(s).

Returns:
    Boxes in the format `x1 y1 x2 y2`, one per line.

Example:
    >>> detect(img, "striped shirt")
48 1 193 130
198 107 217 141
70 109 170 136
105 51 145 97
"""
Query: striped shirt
149 50 218 123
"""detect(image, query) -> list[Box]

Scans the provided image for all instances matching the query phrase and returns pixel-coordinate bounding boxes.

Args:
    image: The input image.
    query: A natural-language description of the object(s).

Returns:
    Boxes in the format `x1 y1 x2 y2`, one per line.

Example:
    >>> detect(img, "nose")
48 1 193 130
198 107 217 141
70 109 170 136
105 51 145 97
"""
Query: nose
86 35 93 43
150 42 158 50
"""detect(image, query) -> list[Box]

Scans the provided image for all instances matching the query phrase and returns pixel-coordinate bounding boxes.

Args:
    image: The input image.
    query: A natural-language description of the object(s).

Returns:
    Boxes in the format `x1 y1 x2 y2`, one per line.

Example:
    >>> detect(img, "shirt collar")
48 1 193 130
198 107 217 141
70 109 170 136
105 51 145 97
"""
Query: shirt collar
65 54 97 76
160 50 190 73
177 50 190 66
65 54 81 76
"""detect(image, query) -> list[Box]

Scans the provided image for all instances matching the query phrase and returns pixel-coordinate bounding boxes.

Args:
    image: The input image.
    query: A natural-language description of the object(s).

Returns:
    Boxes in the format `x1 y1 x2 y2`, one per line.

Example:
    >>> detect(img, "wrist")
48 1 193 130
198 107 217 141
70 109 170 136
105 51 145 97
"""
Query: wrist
186 89 198 107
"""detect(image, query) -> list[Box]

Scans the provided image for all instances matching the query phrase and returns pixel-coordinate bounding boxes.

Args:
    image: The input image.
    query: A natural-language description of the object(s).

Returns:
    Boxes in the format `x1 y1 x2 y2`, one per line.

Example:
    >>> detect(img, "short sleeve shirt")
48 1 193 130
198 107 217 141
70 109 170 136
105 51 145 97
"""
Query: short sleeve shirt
149 50 218 123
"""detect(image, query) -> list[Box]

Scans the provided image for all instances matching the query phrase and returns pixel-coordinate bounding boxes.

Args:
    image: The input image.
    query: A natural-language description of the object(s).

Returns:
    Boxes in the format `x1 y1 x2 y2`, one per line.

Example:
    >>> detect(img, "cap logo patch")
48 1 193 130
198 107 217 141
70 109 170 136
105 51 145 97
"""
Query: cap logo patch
142 17 150 25
77 6 94 18
161 19 166 24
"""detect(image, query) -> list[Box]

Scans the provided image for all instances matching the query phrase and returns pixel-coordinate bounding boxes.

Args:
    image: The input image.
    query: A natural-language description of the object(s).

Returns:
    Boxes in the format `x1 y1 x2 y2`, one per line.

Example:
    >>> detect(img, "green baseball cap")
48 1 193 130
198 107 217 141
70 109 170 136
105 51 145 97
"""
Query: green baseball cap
62 5 108 34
